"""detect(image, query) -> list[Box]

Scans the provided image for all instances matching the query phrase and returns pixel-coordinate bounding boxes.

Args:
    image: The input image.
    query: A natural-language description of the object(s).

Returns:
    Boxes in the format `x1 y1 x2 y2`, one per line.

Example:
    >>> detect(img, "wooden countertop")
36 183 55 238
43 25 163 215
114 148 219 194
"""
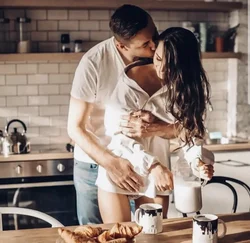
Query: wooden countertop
0 142 249 162
0 213 249 243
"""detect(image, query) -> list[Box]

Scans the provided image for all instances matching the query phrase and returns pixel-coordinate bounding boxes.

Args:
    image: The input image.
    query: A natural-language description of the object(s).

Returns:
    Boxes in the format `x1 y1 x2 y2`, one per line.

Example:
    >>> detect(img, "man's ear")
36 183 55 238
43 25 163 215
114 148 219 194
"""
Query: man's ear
116 41 128 51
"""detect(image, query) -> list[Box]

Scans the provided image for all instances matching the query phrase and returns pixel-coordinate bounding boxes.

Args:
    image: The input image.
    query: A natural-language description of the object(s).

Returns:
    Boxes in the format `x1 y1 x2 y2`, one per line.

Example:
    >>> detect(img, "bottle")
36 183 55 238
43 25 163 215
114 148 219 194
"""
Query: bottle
74 40 83 53
16 17 31 53
173 155 203 214
61 34 71 52
199 22 207 52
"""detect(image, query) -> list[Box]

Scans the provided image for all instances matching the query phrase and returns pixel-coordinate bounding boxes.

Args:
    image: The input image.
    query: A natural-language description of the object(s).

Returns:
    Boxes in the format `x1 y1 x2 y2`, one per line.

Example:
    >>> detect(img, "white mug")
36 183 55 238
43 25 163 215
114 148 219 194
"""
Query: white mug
134 203 163 234
193 214 227 243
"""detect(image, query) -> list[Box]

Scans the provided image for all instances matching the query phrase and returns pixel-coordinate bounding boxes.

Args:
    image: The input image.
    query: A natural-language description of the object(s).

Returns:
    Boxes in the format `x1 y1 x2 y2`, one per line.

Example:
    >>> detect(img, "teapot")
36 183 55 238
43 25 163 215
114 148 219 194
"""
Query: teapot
5 119 31 154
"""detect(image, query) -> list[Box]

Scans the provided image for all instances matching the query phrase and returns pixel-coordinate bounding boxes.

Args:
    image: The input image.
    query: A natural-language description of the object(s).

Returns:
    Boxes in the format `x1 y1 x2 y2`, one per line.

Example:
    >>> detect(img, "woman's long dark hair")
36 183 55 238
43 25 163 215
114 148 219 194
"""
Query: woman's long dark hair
159 27 210 146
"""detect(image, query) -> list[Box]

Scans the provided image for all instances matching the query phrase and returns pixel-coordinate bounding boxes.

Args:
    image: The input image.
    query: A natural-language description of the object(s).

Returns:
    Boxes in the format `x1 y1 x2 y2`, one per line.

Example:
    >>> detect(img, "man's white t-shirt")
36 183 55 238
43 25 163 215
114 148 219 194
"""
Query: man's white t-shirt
70 37 125 163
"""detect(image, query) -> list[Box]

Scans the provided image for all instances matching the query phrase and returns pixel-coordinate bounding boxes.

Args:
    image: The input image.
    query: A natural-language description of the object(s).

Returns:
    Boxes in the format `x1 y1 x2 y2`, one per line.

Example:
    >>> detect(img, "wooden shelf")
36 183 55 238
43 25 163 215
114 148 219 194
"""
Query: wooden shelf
0 0 242 11
0 52 241 62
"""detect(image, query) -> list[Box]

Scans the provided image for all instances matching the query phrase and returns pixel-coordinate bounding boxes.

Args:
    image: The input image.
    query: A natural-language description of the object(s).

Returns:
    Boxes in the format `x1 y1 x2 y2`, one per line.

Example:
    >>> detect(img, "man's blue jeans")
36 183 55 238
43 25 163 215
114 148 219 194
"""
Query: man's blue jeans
73 159 103 225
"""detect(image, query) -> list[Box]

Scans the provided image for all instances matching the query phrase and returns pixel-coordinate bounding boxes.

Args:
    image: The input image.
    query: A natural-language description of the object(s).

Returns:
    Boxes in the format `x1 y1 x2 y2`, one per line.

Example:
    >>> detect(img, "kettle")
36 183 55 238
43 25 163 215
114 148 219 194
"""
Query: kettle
5 119 31 154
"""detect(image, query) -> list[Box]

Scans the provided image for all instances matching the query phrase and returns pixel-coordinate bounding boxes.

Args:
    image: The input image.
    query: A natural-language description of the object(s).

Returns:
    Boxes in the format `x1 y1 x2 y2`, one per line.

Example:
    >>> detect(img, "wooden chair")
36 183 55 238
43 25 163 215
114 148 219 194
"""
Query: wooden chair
182 176 250 217
0 207 64 231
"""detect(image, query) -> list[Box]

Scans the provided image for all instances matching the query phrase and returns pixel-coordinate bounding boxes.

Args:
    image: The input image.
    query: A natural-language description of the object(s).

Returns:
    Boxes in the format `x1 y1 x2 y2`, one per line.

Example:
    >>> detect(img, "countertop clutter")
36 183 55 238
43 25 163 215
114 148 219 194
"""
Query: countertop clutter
0 142 250 162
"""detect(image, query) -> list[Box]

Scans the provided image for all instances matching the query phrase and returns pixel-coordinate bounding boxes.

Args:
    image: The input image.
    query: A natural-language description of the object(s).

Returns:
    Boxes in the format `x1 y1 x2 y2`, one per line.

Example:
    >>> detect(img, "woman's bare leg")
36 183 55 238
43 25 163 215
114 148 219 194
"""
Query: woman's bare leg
98 188 131 223
135 195 169 218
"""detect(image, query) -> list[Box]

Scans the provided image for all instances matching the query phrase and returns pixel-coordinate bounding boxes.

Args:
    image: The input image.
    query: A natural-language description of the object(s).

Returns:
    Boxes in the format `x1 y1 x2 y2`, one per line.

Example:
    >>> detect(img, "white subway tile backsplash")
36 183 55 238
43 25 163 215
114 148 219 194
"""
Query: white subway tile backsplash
18 106 39 116
30 116 50 127
150 11 168 21
59 21 79 31
48 32 67 41
0 75 5 85
59 84 71 94
0 65 16 75
100 21 110 31
39 85 59 95
80 21 99 30
0 86 17 96
0 97 6 107
187 12 208 21
39 64 59 74
28 74 48 84
59 63 77 74
38 42 59 53
0 107 17 117
17 64 37 74
30 136 50 145
6 75 27 85
50 116 68 127
90 31 110 41
18 85 38 95
59 105 69 115
26 127 39 138
31 32 47 41
169 11 187 21
26 10 47 20
39 106 60 116
5 9 25 20
49 74 69 84
40 126 61 136
7 96 27 106
50 136 69 144
38 21 58 31
207 12 228 22
48 10 68 20
208 72 226 82
28 96 49 106
69 10 88 20
49 95 69 105
89 10 109 20
70 31 89 41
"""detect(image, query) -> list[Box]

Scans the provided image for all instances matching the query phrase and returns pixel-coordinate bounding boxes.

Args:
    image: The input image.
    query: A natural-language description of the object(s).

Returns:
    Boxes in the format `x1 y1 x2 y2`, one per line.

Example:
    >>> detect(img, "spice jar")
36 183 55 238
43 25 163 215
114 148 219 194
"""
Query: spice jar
74 40 83 53
61 34 71 52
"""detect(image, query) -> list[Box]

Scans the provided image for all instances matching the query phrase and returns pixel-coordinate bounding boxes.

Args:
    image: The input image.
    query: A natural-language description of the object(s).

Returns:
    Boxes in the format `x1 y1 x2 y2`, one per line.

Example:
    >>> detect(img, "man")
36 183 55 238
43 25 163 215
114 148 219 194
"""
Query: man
67 4 178 225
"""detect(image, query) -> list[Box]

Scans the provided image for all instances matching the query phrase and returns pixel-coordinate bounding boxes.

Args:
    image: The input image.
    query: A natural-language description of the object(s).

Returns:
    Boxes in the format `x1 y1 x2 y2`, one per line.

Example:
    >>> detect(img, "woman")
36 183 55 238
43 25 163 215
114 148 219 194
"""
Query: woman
96 27 214 223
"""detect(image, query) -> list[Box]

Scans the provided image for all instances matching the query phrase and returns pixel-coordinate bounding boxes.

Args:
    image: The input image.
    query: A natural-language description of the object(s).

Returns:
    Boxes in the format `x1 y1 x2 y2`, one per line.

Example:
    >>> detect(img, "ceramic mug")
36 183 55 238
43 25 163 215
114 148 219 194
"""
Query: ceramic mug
134 203 163 234
193 214 227 243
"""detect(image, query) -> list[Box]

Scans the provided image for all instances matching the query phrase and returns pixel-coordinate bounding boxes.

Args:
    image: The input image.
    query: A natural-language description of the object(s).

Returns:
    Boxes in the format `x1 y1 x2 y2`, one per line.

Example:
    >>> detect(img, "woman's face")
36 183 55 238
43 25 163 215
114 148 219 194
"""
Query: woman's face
153 40 165 80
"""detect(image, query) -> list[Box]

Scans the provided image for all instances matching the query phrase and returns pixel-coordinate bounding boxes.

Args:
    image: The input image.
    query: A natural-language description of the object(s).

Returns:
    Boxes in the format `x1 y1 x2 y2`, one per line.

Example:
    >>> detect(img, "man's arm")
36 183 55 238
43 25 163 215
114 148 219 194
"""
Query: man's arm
119 110 179 139
67 96 143 192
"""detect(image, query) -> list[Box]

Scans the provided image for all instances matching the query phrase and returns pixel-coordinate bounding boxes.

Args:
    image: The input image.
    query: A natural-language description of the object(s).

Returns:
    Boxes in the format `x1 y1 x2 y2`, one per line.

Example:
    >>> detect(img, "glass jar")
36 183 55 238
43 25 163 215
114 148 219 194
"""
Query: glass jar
74 39 83 53
61 34 71 52
16 17 31 53
0 17 10 53
173 155 203 214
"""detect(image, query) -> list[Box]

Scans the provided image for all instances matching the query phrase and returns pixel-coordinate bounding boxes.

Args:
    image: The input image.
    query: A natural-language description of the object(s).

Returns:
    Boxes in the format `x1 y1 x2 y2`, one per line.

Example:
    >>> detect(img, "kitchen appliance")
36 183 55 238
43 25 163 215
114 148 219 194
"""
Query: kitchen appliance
5 119 30 154
0 150 77 230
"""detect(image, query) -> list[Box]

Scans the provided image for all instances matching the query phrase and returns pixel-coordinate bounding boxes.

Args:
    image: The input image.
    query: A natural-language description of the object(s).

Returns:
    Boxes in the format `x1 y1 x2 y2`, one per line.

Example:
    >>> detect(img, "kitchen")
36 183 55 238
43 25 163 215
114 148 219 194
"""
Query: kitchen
0 0 249 242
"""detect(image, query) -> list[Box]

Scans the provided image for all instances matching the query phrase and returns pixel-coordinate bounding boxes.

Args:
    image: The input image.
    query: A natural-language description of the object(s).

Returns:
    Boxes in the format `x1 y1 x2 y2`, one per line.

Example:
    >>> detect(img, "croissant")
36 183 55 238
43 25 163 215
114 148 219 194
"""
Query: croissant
74 225 103 238
106 238 127 243
97 230 114 242
58 228 96 243
109 223 143 239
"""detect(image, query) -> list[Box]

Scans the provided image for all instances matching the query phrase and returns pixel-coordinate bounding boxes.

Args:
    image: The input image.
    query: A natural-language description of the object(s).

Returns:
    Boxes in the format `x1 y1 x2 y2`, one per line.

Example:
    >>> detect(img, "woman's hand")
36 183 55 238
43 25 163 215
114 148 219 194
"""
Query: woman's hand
149 163 174 191
119 110 178 139
197 159 214 180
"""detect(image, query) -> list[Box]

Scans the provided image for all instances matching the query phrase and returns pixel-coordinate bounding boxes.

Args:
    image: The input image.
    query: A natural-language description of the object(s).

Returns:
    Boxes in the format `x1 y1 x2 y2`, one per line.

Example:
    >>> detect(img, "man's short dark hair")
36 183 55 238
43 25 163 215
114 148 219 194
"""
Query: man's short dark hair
110 4 149 41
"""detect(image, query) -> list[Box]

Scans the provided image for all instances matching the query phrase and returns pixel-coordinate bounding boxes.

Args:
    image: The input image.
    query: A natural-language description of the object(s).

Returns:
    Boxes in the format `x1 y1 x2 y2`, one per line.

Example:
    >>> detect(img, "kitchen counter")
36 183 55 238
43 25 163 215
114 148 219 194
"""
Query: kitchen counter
0 142 249 162
0 213 249 243
0 144 73 162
